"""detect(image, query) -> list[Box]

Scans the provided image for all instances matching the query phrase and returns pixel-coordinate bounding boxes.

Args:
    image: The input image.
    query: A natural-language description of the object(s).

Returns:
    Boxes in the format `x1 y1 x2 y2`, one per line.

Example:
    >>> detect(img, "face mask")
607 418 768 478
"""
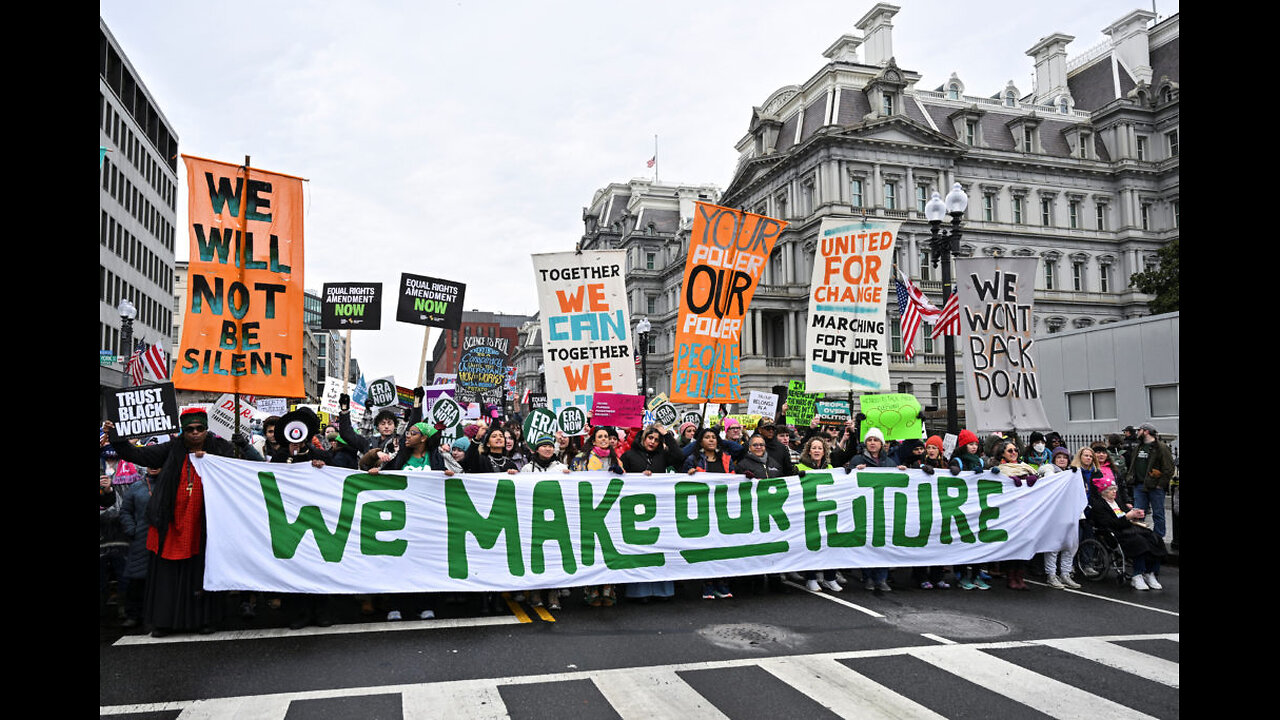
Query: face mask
1033 443 1045 453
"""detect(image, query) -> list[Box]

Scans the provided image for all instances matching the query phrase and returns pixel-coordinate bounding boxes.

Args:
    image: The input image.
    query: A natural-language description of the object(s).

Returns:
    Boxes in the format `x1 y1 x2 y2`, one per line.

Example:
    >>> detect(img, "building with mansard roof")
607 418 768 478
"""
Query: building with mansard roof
709 4 1177 422
523 6 1177 427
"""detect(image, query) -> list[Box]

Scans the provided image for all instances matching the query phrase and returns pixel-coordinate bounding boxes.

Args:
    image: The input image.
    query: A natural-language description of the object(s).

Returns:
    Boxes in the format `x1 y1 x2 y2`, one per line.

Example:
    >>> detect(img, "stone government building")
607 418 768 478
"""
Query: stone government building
517 5 1178 424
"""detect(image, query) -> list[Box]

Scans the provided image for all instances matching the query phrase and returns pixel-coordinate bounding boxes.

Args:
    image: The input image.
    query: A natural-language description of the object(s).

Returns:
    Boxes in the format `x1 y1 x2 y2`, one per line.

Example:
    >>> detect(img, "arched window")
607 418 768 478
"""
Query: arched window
948 83 960 100
1005 90 1017 107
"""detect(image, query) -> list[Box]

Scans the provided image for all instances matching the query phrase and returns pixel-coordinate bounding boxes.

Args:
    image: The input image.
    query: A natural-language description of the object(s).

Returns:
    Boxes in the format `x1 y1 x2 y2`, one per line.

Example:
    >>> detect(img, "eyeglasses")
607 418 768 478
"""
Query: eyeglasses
184 425 207 433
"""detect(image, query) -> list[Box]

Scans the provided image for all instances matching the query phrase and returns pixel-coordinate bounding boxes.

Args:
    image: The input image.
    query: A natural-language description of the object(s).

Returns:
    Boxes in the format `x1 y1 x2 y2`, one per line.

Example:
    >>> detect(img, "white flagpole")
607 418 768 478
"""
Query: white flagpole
653 134 659 183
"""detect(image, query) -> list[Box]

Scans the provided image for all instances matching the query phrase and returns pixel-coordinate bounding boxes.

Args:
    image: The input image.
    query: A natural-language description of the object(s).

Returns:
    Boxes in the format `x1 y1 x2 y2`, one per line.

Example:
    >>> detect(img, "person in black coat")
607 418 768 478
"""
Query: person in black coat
102 408 254 637
1087 480 1167 590
620 425 684 474
118 466 158 629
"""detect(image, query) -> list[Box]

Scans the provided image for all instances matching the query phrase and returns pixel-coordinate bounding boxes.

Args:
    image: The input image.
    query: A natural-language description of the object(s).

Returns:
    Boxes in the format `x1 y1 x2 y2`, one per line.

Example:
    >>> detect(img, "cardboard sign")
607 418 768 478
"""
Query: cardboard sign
670 202 786 403
175 156 305 397
747 390 779 419
725 413 764 431
556 405 590 436
784 380 823 427
815 399 851 426
532 250 636 415
590 392 644 428
396 273 465 329
527 392 548 409
456 336 509 405
858 393 923 441
321 282 382 330
804 218 897 392
256 397 289 417
955 257 1051 432
365 378 398 409
319 377 365 425
521 407 559 444
208 393 257 440
106 383 179 439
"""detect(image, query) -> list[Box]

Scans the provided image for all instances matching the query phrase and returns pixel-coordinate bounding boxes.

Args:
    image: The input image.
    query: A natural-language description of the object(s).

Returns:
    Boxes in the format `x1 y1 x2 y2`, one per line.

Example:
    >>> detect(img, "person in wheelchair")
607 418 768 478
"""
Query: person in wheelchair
1086 480 1167 590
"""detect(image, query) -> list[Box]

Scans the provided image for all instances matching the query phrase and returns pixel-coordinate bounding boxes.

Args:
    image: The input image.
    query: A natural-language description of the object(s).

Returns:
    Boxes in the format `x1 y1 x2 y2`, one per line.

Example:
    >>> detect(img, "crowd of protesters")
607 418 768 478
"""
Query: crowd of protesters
100 387 1176 637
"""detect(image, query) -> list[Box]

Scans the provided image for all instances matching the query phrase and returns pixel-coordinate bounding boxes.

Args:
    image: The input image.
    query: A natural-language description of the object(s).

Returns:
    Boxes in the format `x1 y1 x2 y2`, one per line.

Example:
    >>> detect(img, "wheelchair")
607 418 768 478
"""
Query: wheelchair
1073 522 1131 585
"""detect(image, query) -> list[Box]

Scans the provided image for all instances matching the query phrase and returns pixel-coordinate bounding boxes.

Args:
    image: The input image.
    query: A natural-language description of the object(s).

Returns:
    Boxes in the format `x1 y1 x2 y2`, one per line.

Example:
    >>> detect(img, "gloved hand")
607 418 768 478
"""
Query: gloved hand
232 432 249 448
855 413 867 422
797 470 807 478
609 464 625 475
741 470 756 479
339 393 350 412
949 459 962 476
413 387 425 406
920 464 934 475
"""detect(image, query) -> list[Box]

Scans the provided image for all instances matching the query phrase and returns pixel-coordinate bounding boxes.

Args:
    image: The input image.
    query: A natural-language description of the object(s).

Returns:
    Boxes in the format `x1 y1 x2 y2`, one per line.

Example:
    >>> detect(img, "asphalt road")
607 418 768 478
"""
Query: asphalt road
99 563 1178 718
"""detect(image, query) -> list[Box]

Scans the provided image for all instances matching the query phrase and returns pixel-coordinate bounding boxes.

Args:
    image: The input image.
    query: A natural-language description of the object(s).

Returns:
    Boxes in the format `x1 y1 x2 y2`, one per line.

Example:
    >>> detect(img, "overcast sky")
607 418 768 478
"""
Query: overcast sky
101 0 1178 388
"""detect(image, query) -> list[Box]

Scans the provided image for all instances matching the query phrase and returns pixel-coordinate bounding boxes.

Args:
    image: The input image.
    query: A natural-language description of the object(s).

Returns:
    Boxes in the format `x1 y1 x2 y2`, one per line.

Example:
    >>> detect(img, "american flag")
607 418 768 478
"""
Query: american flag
646 156 655 168
895 271 941 361
125 341 146 387
929 292 961 339
141 342 170 381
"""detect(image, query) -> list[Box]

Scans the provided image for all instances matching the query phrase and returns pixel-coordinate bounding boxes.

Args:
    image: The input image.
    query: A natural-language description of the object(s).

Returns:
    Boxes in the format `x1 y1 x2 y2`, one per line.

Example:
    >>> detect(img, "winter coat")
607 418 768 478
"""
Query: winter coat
109 432 244 555
733 451 792 478
1125 439 1176 492
621 433 684 473
843 449 898 470
682 450 735 474
119 477 154 580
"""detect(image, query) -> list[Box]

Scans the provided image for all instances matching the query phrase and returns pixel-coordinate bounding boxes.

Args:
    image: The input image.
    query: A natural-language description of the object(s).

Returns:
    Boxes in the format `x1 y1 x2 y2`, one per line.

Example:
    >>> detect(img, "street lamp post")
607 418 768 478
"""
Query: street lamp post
117 298 137 386
635 317 651 397
925 183 968 435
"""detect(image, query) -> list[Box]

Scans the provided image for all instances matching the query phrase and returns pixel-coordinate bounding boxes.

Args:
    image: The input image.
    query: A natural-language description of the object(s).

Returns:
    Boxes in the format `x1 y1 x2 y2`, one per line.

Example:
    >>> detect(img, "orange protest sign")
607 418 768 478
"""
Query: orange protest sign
174 156 305 397
669 202 786 403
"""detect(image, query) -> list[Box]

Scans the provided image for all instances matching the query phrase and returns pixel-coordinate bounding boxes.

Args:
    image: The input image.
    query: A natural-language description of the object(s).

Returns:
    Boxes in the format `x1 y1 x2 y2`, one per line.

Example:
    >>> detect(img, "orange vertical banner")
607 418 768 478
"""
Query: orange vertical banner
174 155 305 398
668 202 786 403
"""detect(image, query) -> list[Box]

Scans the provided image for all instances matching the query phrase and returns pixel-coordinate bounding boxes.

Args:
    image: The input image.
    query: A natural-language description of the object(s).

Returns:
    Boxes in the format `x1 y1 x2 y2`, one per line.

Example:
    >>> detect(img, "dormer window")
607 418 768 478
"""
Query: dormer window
965 120 976 145
948 83 960 100
883 94 894 116
1059 98 1069 114
1023 127 1035 151
1004 90 1017 107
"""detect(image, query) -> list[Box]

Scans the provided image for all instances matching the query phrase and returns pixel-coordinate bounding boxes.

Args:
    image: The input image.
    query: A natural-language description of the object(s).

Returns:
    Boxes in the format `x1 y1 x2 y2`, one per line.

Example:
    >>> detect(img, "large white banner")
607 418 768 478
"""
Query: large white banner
532 250 637 414
954 256 1051 432
805 218 898 393
196 455 1083 594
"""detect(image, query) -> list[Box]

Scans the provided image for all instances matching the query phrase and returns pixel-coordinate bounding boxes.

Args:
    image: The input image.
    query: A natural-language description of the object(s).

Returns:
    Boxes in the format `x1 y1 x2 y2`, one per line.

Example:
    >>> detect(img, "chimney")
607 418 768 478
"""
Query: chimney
1026 33 1074 106
855 3 900 67
1103 9 1157 85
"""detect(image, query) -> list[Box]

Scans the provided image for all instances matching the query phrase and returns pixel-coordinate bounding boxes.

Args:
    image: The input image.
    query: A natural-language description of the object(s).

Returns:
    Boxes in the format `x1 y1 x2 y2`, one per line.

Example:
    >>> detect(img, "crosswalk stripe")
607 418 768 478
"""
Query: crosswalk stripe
402 681 510 720
760 655 947 720
1034 637 1179 688
908 645 1160 720
176 695 292 719
592 668 729 719
100 634 1180 718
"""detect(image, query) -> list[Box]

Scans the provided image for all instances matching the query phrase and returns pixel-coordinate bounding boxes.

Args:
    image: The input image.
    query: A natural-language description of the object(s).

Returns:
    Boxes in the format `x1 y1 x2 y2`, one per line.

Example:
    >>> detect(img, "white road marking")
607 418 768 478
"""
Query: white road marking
402 681 510 719
100 633 1179 717
760 654 947 719
112 615 524 646
1022 579 1181 617
591 668 729 719
919 633 957 645
1034 637 1179 688
908 644 1162 720
781 579 886 618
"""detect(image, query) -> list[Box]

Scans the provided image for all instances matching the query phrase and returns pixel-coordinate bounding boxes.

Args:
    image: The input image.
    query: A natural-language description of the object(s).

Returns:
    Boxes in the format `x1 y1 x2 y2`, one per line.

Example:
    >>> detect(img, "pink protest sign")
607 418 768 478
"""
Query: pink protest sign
590 392 644 428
